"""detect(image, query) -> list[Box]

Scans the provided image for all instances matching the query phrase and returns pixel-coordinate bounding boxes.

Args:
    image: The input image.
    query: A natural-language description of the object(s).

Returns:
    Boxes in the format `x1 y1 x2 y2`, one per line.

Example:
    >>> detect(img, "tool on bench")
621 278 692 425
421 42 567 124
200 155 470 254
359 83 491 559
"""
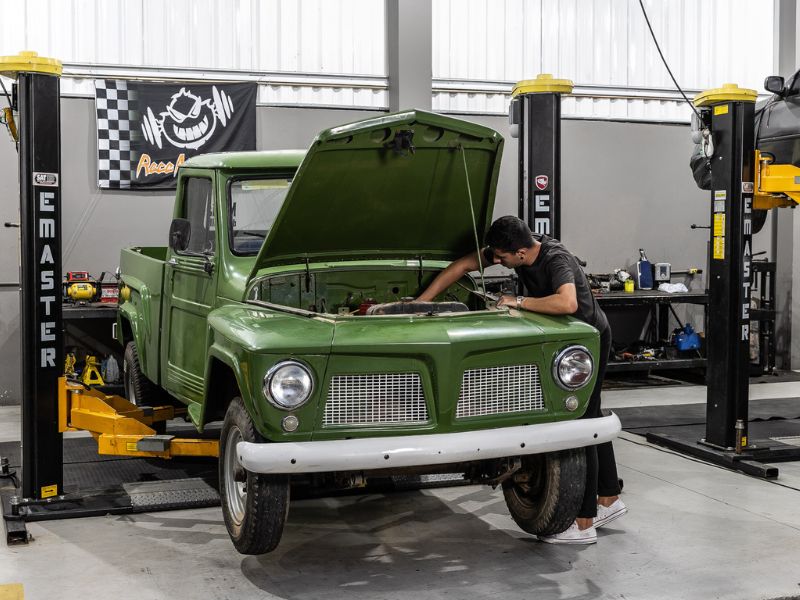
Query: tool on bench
63 271 98 304
636 248 653 290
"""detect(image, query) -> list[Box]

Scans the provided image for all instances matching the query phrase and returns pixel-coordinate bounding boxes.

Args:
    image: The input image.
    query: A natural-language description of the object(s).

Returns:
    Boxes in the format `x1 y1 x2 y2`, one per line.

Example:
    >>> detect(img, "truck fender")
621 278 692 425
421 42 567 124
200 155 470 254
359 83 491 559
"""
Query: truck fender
203 345 262 428
117 303 137 347
117 275 156 374
117 302 141 356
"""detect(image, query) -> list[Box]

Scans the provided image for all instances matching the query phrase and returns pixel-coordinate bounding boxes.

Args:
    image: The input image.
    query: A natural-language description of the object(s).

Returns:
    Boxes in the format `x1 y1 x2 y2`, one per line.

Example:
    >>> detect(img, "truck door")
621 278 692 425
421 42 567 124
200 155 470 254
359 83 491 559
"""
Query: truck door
162 171 218 403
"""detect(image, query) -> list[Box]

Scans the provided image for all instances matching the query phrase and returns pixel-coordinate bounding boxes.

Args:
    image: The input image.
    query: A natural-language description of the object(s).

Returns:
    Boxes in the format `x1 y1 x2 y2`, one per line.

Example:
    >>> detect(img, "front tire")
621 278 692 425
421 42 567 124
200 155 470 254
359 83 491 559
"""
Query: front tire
502 448 586 536
219 397 289 555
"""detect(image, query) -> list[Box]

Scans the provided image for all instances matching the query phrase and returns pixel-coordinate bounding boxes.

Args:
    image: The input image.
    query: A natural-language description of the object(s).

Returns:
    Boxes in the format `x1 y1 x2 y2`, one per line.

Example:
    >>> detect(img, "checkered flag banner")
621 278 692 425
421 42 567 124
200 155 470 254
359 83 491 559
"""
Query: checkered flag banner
94 80 256 190
94 80 138 189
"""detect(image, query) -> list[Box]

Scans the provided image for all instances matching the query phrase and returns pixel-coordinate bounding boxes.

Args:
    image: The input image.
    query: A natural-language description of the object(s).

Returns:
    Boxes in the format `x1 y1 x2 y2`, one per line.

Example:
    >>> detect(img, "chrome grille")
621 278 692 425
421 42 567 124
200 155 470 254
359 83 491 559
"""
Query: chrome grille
456 364 544 418
324 373 428 426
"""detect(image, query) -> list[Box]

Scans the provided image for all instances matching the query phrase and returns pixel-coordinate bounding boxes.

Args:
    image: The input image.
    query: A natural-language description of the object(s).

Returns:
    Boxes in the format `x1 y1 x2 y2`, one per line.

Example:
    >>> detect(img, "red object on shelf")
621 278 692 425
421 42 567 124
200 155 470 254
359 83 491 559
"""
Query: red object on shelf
66 271 91 282
100 283 118 304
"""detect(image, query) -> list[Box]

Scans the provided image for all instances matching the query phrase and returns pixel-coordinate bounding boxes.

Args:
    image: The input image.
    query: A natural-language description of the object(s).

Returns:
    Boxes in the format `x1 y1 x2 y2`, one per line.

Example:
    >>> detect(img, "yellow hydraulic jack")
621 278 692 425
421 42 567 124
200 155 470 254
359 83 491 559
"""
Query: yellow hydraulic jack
57 378 218 459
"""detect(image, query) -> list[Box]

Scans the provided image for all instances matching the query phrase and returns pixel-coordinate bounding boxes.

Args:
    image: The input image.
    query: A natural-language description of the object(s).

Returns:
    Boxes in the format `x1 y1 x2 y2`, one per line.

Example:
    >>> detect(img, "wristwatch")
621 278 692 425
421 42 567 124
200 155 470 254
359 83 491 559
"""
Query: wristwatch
516 296 525 310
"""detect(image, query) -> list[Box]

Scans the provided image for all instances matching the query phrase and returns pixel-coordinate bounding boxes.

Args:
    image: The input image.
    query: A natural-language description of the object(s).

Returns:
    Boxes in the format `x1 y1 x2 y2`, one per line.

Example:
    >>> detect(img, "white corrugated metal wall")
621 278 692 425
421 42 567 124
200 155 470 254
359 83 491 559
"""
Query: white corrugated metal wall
0 0 388 109
432 0 775 121
0 0 776 120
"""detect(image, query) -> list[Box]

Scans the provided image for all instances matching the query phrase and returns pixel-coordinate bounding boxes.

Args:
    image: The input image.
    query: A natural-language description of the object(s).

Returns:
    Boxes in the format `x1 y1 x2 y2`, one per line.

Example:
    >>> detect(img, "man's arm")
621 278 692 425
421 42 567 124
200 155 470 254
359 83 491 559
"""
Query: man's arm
417 250 486 301
497 283 578 315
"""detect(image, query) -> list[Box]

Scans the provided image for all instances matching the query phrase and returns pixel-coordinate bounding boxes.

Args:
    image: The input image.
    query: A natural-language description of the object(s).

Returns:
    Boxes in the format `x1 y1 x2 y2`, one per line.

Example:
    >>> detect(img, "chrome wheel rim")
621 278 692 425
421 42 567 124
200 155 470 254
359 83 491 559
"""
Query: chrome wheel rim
224 426 246 526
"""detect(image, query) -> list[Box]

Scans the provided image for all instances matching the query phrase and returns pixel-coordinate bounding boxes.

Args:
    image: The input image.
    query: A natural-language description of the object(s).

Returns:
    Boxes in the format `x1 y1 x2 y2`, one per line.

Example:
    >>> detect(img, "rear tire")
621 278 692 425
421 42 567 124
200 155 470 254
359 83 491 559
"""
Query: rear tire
502 448 586 536
752 209 768 235
219 397 289 555
123 341 160 406
123 341 167 433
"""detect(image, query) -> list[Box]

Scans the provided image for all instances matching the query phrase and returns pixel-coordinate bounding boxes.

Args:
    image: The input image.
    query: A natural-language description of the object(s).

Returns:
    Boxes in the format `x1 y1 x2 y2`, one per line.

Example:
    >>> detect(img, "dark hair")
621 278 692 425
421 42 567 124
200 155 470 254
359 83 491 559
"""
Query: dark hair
485 216 534 253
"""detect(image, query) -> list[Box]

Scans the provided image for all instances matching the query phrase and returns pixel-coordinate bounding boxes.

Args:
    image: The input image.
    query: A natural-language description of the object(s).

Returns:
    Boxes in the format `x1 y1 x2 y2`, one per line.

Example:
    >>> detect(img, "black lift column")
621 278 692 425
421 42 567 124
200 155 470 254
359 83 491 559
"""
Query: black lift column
2 52 65 500
646 85 800 477
509 74 573 241
700 87 756 451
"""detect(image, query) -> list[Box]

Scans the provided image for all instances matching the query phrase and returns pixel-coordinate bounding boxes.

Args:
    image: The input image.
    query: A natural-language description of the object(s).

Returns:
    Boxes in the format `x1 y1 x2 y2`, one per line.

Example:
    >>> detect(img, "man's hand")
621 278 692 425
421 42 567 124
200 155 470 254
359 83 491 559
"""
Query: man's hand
502 284 577 315
417 250 485 302
496 295 517 309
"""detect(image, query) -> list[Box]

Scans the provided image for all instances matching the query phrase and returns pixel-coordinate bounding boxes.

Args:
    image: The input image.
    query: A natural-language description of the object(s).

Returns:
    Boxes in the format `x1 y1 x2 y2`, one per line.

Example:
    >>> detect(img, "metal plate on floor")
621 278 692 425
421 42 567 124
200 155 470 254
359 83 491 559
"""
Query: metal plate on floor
768 435 800 447
123 478 219 510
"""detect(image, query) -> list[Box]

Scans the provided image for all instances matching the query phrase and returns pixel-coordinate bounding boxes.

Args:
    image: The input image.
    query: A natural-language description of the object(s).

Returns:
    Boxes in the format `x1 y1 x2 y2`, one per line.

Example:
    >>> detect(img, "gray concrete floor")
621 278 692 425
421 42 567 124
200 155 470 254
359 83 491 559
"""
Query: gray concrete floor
2 383 800 600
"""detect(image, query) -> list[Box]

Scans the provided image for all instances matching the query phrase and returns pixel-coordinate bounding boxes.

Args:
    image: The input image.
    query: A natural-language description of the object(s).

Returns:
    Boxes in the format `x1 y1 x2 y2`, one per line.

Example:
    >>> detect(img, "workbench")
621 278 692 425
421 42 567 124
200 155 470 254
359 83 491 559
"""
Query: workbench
62 303 121 387
595 290 708 373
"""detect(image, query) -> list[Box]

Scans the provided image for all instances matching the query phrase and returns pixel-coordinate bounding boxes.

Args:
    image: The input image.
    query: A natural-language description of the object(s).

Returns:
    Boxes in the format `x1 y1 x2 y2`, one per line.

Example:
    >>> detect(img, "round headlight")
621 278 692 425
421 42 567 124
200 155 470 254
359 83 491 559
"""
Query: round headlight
263 360 314 409
553 345 594 390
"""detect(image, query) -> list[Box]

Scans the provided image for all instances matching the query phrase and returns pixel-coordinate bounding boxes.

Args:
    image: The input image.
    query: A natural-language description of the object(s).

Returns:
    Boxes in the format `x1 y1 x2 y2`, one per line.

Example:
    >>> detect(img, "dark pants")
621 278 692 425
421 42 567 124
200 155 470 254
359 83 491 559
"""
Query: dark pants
577 326 621 519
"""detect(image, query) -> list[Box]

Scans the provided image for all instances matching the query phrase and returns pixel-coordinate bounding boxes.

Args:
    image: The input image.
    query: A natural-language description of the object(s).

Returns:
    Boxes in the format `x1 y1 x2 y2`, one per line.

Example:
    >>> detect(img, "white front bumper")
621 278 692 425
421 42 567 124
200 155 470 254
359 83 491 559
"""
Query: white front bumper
237 412 621 474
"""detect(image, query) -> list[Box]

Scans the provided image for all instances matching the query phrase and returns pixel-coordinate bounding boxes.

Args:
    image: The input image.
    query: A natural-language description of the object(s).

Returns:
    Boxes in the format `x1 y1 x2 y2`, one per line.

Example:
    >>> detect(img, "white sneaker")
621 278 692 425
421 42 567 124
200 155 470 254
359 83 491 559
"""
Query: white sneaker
594 499 628 529
539 521 597 545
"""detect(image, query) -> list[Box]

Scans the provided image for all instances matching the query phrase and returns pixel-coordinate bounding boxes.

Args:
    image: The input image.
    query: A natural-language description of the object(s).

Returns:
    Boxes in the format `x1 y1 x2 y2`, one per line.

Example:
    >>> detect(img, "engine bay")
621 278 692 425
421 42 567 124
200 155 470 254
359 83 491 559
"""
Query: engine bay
248 266 488 315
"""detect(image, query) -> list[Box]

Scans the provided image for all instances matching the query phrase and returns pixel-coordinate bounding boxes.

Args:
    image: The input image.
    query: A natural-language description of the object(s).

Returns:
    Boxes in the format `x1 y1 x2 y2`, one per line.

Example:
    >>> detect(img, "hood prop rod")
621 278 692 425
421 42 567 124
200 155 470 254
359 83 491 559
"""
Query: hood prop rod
304 257 311 292
458 144 487 298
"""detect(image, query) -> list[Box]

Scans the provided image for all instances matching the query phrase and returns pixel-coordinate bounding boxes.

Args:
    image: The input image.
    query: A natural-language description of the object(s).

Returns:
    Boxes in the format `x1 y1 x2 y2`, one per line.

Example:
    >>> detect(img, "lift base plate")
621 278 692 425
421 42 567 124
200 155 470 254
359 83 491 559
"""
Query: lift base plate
645 431 800 478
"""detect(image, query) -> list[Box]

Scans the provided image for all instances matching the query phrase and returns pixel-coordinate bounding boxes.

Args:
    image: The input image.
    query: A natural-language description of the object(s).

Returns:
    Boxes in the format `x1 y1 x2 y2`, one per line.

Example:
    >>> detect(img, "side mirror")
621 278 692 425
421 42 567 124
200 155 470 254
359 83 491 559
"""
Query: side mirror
169 218 191 252
764 75 785 96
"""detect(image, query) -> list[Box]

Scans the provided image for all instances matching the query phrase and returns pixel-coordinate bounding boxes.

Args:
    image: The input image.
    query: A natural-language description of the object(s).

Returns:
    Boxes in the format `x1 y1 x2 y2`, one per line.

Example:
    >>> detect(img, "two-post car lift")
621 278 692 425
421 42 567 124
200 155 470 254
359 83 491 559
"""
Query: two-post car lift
0 52 219 544
510 76 800 477
646 84 800 476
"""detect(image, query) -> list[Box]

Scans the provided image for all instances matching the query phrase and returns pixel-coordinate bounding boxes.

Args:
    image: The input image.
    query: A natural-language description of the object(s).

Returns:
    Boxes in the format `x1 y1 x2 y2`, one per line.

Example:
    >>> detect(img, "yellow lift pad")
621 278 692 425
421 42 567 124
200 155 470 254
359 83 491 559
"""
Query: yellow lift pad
755 150 800 209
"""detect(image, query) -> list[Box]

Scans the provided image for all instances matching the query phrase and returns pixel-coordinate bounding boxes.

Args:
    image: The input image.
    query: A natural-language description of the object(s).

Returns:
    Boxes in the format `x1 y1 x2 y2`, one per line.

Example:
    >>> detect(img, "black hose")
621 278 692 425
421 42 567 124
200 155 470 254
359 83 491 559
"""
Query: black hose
638 0 702 121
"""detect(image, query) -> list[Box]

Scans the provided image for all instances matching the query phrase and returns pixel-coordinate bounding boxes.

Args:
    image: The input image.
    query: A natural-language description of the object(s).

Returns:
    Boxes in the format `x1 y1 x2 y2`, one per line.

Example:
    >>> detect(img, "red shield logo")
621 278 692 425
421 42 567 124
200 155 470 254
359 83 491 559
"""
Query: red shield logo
534 175 549 191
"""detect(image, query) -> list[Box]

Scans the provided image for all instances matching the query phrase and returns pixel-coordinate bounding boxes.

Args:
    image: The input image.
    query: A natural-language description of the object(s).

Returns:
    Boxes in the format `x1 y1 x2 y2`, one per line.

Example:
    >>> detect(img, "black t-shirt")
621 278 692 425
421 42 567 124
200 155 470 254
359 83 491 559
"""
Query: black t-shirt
513 235 609 333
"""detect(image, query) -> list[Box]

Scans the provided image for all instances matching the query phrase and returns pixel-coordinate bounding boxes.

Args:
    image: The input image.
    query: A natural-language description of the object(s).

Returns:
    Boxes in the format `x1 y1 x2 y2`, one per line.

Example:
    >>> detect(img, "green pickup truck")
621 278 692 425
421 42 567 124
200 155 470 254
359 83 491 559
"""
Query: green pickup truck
116 110 620 555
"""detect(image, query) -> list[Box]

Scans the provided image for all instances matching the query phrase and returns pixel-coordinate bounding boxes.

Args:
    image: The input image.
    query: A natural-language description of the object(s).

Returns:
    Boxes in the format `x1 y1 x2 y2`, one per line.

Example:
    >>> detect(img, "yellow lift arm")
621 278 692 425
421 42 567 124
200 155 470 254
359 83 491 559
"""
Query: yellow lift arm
694 85 799 211
754 150 800 210
58 378 219 459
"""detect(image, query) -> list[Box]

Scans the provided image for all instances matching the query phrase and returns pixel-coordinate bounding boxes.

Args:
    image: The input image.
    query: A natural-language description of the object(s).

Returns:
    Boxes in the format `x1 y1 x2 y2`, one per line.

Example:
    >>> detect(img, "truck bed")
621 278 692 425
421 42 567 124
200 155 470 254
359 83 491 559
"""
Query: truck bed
120 246 167 291
119 246 167 383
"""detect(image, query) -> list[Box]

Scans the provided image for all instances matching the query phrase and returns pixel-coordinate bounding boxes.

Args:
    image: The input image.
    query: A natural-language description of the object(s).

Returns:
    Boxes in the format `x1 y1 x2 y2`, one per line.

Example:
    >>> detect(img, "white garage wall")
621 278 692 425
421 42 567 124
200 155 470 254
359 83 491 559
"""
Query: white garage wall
432 0 775 121
1 1 774 118
0 0 388 108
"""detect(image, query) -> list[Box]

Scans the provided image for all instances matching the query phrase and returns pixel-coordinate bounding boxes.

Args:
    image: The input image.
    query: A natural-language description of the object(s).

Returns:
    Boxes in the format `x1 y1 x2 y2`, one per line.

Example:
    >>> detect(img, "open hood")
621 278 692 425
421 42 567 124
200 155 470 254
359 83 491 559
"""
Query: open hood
251 110 504 273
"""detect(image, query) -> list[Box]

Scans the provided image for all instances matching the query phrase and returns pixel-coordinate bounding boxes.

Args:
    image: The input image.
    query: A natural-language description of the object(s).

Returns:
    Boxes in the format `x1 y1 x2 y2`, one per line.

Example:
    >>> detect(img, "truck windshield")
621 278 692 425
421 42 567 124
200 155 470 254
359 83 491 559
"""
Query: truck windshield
229 177 292 255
